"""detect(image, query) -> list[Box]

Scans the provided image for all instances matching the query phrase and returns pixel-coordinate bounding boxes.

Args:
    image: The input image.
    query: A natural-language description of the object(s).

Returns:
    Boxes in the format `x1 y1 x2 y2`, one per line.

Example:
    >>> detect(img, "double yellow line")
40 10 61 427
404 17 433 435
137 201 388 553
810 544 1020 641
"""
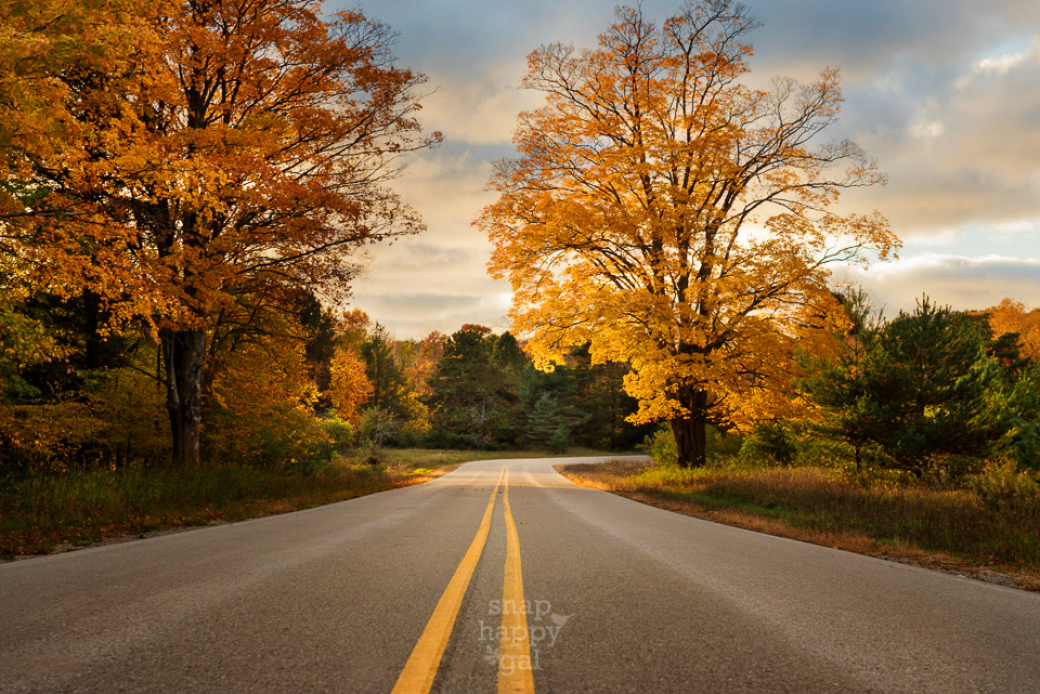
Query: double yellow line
391 466 535 694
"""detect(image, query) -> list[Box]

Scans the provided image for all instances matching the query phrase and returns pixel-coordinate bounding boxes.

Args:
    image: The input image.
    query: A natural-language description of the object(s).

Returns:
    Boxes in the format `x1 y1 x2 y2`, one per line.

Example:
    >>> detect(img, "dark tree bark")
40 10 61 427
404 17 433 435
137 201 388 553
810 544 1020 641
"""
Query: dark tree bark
162 329 207 468
671 387 709 467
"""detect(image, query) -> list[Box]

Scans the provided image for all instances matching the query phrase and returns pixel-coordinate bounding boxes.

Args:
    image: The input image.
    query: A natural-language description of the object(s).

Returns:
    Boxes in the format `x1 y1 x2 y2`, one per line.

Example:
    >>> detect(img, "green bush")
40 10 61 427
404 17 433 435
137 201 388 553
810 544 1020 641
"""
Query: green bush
970 459 1040 511
320 416 354 451
708 426 744 460
643 424 744 467
643 427 678 466
738 423 795 466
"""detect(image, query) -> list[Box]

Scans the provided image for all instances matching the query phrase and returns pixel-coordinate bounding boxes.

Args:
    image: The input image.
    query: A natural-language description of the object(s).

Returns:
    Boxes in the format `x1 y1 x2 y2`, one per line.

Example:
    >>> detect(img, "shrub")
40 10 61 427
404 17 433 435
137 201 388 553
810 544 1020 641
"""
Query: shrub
739 423 795 466
643 425 744 467
320 416 354 451
970 459 1040 511
643 427 678 466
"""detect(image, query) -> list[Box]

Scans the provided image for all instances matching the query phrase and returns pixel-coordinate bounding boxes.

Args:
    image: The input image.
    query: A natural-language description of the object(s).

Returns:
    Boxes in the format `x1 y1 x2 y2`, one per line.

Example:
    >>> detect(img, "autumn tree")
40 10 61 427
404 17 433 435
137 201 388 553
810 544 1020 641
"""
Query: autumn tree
479 0 897 466
328 345 373 423
2 0 439 466
397 331 446 397
985 298 1040 364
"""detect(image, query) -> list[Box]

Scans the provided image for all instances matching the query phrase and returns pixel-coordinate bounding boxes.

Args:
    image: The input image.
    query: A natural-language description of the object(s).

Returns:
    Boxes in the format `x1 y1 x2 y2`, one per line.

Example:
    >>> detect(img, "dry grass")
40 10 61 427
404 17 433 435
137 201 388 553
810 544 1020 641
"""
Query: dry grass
0 449 464 558
558 459 1040 592
0 447 615 559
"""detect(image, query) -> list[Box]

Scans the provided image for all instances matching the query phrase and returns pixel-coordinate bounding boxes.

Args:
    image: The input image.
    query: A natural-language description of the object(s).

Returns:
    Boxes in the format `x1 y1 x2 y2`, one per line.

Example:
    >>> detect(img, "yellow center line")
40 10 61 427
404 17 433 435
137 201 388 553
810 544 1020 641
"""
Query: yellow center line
391 467 506 694
498 468 536 694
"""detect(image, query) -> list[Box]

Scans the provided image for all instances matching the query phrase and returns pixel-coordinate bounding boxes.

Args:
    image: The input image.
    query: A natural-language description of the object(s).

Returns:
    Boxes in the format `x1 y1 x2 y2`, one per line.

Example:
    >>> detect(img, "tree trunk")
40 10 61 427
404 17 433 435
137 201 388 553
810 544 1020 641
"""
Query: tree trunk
671 416 707 467
161 328 207 468
671 387 709 467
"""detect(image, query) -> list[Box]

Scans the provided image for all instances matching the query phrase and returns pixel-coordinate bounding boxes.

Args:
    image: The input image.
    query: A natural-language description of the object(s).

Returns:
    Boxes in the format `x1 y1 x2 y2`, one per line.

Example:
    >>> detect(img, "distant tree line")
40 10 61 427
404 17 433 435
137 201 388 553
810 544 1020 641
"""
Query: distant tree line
0 290 654 473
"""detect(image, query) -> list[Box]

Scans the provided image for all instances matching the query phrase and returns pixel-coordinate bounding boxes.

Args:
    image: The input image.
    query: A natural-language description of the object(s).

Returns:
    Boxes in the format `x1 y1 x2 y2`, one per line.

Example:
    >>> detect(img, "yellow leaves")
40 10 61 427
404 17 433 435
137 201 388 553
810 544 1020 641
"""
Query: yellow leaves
479 1 897 442
4 0 436 344
328 347 373 423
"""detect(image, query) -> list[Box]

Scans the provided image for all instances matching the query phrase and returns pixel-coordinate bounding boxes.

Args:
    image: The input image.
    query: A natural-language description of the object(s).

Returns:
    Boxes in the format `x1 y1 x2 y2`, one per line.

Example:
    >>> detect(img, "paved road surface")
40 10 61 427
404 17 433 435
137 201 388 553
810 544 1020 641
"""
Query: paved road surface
2 457 1039 693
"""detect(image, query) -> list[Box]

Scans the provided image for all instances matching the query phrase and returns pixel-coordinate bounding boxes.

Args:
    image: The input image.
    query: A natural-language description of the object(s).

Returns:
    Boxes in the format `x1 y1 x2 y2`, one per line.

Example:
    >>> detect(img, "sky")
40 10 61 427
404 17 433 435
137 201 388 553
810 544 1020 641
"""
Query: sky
329 0 1040 339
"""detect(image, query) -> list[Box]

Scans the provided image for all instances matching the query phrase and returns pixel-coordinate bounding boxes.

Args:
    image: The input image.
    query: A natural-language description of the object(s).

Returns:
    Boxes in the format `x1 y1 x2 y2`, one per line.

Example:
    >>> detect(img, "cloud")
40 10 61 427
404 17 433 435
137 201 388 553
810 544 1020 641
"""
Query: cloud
331 0 1040 337
417 72 542 147
351 282 514 339
836 254 1040 315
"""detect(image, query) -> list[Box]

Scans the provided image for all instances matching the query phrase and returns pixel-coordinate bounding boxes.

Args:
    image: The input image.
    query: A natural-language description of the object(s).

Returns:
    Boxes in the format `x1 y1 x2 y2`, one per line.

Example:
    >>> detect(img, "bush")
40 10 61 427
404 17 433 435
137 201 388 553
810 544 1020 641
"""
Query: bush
708 426 744 460
642 424 744 467
320 416 354 451
356 408 397 447
970 459 1040 511
738 423 795 466
643 427 678 466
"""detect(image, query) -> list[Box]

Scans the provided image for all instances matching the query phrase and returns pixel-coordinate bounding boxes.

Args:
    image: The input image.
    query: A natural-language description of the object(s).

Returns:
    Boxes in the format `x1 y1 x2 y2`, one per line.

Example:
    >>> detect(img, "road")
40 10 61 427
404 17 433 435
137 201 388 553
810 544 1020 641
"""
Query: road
2 457 1039 693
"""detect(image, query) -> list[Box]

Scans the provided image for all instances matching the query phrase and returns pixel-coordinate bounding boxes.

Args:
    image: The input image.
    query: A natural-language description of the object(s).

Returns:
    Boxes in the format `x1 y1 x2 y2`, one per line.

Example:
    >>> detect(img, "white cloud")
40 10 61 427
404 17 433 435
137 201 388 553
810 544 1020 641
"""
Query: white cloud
974 43 1036 74
330 0 1040 336
836 254 1040 316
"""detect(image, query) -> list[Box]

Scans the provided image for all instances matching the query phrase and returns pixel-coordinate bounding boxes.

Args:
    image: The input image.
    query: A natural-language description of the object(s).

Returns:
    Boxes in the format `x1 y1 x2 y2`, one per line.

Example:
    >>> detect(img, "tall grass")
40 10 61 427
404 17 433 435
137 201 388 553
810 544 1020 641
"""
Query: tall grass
562 460 1040 573
0 462 395 557
1 447 614 557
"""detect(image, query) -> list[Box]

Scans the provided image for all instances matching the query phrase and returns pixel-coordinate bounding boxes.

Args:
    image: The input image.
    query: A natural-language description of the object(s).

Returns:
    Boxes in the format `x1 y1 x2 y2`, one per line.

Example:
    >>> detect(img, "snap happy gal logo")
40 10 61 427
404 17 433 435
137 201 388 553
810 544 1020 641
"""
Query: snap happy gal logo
479 599 572 673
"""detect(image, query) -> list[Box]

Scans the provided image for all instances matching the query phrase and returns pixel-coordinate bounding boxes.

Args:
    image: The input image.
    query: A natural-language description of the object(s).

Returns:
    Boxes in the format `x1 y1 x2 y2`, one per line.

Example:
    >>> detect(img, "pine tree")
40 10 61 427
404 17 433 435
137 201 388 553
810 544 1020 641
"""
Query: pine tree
802 297 1002 475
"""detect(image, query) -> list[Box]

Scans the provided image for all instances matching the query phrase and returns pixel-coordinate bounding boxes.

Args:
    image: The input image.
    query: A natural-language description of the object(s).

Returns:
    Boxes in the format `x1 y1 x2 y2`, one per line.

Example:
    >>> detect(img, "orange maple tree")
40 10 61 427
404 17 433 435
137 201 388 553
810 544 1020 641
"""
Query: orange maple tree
478 0 898 466
1 0 439 466
985 298 1040 363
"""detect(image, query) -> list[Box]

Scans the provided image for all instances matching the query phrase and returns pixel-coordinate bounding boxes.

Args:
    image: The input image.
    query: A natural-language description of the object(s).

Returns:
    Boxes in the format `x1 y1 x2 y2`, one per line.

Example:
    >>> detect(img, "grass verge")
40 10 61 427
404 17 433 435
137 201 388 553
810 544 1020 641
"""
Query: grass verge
558 459 1040 592
1 448 589 559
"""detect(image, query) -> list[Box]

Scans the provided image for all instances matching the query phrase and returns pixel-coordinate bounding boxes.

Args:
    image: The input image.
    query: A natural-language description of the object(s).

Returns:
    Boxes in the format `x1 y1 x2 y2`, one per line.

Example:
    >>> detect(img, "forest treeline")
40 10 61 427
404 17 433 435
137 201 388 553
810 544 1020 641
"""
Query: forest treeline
673 293 1040 480
1 0 1037 487
0 291 655 473
3 284 1039 480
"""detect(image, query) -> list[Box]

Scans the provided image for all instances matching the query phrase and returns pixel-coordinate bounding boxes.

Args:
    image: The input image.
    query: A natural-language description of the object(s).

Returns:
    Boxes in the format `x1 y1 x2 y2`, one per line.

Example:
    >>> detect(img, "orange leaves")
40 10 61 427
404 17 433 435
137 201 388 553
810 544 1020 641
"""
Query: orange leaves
986 298 1040 362
4 0 437 330
328 347 373 423
478 1 896 454
2 0 438 467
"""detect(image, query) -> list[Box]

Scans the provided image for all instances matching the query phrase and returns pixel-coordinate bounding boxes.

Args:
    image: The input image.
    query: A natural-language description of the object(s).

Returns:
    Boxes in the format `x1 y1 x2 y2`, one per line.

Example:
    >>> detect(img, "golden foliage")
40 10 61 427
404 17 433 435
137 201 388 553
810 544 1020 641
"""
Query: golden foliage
986 298 1040 362
2 0 438 328
478 1 897 459
1 0 438 466
205 334 322 466
328 346 373 423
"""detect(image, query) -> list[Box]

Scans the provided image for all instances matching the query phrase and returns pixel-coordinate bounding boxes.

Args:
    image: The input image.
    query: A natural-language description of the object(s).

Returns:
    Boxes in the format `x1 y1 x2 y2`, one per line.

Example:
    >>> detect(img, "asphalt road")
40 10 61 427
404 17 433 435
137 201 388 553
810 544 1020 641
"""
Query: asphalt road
2 457 1039 693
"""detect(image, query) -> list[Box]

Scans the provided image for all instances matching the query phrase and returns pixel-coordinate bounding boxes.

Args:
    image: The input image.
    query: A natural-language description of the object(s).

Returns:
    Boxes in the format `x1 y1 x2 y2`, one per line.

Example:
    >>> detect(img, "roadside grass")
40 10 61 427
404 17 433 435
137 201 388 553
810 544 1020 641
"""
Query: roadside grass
1 447 606 559
558 459 1040 591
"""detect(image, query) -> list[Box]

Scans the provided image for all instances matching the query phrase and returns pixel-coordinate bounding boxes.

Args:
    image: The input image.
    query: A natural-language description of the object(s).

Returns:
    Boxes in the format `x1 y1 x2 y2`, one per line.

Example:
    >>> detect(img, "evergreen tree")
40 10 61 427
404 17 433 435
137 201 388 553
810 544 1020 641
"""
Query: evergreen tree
360 323 410 419
802 297 1002 475
523 392 562 449
425 326 525 447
